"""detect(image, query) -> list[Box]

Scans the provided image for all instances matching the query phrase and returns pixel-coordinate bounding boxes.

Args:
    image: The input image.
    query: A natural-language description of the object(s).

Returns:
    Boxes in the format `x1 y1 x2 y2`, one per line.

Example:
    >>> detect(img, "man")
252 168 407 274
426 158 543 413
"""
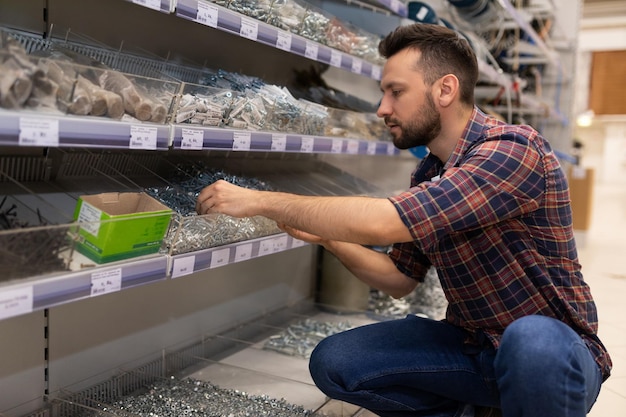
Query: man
196 23 611 417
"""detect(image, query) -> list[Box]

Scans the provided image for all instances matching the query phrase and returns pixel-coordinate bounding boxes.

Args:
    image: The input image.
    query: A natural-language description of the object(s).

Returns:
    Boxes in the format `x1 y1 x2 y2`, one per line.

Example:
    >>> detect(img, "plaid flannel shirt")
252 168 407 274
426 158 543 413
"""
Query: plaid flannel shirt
388 107 611 380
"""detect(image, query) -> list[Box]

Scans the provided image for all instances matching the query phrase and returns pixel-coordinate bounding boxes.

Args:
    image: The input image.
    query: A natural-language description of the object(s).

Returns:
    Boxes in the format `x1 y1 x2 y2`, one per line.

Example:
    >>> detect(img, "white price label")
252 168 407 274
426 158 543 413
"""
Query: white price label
572 166 586 179
132 0 161 11
276 31 292 51
347 139 359 154
129 125 158 150
91 268 122 297
331 139 343 154
259 239 274 255
273 235 288 253
371 65 381 80
77 202 102 237
197 2 219 27
351 58 363 74
387 142 396 155
234 243 253 263
210 248 230 268
232 131 251 151
0 287 33 320
305 42 319 60
300 136 314 153
240 17 259 40
19 117 59 147
291 238 307 248
172 256 195 278
367 141 377 155
181 128 204 150
330 50 342 67
271 133 287 151
389 0 402 13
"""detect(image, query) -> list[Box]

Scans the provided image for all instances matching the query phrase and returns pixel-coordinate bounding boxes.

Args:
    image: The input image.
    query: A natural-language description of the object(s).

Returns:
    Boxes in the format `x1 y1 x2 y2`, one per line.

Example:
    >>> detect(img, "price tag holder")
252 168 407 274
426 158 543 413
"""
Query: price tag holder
371 65 381 80
19 117 59 147
234 243 253 263
210 248 230 268
271 133 287 152
240 17 259 40
0 286 33 320
291 238 308 248
196 1 219 27
347 139 360 154
181 128 204 150
132 0 161 11
276 31 292 52
351 58 363 74
305 42 319 60
91 268 122 297
172 256 195 278
129 125 158 150
232 131 251 151
331 139 343 154
259 239 274 255
389 0 402 14
272 235 288 253
300 136 314 153
330 50 342 67
367 141 377 155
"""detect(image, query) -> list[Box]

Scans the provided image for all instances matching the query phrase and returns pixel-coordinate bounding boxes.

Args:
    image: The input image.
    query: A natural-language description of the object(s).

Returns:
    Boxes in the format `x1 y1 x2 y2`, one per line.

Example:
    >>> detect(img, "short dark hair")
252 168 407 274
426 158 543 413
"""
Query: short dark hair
378 24 478 106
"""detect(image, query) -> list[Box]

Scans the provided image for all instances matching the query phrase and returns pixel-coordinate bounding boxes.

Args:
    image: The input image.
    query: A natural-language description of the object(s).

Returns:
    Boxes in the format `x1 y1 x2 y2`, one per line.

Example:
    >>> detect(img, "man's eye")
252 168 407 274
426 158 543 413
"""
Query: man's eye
391 90 401 97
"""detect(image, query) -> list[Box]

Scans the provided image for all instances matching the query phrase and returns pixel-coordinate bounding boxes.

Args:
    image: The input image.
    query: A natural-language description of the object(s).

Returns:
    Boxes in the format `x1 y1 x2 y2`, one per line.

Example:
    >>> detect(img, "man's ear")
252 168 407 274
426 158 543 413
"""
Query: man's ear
436 74 459 107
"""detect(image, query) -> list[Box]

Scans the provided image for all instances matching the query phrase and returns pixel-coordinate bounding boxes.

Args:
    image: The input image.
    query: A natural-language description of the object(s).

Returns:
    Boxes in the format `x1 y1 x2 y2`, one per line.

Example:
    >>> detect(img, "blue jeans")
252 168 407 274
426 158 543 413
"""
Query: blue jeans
309 315 602 417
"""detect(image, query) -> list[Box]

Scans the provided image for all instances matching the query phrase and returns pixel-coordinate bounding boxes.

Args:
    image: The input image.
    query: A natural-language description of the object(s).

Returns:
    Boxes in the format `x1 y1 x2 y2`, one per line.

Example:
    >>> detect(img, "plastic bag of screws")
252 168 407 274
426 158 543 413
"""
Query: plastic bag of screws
174 85 235 126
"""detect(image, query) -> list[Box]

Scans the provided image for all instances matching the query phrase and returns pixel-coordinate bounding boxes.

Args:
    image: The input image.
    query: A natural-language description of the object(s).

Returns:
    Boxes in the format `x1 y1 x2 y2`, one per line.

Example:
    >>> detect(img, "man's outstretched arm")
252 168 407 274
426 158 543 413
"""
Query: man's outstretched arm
196 180 413 247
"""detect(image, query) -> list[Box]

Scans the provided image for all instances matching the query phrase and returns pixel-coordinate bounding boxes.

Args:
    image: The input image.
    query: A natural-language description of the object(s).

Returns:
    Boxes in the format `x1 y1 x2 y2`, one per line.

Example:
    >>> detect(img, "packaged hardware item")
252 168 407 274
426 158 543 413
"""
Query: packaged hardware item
73 192 172 263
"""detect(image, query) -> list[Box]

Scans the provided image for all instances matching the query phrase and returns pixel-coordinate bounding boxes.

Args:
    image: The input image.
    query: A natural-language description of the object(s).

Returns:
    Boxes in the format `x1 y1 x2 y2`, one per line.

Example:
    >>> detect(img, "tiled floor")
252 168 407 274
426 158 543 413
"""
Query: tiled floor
186 178 625 416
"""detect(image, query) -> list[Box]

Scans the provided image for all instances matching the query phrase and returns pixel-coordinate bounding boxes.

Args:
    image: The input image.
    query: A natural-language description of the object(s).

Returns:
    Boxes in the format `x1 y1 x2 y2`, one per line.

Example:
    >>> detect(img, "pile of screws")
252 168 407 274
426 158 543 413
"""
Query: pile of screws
368 267 448 321
0 196 72 281
108 376 313 417
146 167 281 255
264 319 353 358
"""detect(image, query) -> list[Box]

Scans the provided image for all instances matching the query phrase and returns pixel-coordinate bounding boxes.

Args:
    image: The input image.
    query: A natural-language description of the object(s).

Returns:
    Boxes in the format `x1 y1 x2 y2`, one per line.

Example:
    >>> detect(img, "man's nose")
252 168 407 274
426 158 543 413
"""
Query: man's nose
376 97 390 118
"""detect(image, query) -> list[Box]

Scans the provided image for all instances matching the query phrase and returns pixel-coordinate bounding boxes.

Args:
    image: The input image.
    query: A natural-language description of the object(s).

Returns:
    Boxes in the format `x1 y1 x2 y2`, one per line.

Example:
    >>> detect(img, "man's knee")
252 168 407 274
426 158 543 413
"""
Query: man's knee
495 315 585 381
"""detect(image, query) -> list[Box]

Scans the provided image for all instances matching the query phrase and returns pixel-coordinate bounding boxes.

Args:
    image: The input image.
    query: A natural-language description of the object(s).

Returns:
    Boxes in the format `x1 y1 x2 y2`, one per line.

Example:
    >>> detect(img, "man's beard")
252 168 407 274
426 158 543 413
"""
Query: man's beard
387 93 441 150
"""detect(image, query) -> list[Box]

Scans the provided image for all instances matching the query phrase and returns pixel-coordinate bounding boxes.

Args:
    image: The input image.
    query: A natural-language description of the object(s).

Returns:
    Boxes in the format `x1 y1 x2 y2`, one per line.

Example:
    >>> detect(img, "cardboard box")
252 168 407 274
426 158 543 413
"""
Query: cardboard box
73 192 172 263
568 166 594 231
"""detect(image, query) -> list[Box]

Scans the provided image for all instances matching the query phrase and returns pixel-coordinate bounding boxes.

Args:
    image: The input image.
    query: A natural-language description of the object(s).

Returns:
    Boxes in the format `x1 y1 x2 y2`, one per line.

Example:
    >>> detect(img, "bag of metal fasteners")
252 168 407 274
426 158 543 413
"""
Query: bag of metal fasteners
39 59 93 116
0 38 43 110
76 74 125 119
98 69 168 123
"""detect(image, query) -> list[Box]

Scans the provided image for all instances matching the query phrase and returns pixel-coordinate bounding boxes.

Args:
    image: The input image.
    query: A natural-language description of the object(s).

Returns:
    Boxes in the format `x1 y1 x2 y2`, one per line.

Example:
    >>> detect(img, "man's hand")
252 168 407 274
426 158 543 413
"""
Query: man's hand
195 180 261 218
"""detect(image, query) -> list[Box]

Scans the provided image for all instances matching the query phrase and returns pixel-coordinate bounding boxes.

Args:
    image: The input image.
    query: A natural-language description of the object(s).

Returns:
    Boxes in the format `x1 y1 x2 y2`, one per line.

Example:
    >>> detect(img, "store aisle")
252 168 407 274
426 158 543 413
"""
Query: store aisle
582 180 626 416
